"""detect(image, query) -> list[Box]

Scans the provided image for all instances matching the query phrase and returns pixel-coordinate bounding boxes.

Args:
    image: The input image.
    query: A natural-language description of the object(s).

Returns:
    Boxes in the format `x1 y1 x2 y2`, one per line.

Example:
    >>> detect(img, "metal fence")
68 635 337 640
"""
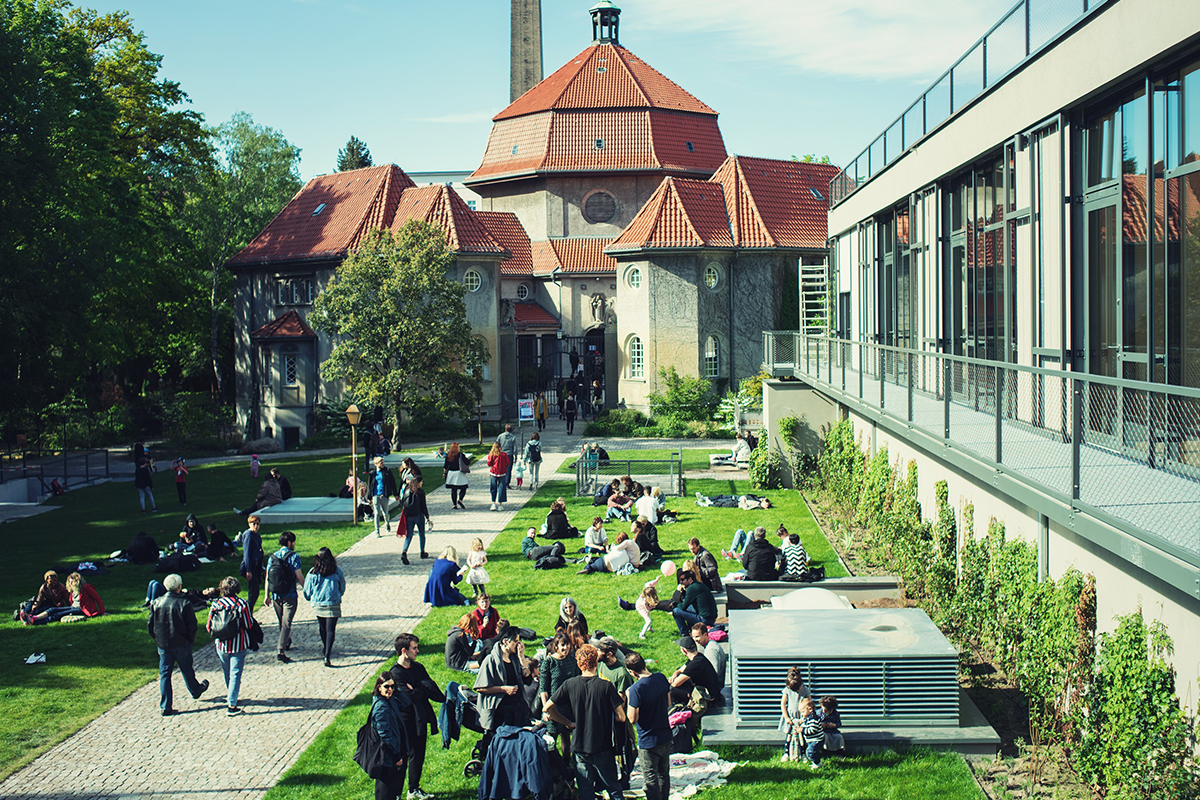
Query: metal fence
0 449 113 492
574 454 685 498
829 0 1110 206
763 331 1200 566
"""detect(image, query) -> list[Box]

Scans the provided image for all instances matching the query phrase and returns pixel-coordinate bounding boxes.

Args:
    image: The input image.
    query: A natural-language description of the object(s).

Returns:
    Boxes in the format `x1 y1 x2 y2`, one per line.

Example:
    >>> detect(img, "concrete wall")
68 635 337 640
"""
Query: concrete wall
762 379 840 487
454 256 504 417
477 175 665 240
839 404 1200 714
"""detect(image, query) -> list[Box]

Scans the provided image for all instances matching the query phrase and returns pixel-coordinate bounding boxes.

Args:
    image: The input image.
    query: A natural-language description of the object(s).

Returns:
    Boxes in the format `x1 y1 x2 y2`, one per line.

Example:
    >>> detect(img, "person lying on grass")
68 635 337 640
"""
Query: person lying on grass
694 491 772 509
21 572 105 624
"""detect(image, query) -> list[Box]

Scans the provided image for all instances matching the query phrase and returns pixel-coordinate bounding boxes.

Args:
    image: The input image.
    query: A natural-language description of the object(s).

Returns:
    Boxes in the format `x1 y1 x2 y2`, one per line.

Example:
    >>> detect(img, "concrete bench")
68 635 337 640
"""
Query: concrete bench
722 576 900 607
382 452 448 469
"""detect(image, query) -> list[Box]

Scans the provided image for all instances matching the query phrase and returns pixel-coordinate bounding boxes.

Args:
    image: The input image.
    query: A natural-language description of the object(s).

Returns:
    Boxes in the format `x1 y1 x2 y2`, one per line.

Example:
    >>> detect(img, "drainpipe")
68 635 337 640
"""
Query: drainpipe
728 252 736 396
1038 513 1049 584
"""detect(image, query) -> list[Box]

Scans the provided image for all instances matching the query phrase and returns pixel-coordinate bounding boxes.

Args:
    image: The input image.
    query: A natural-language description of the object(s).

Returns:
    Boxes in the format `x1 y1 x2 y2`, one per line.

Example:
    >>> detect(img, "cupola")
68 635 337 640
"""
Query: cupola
590 0 621 45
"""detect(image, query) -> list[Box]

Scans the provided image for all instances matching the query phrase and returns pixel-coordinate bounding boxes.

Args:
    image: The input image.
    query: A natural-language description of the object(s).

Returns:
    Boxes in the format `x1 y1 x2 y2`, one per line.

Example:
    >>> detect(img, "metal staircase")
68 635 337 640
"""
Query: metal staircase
800 262 828 334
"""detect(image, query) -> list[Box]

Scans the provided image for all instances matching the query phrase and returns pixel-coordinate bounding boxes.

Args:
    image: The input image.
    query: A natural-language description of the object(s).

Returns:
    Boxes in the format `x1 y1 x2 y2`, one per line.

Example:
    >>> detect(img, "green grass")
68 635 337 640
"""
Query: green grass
0 450 461 780
556 447 734 474
262 480 985 800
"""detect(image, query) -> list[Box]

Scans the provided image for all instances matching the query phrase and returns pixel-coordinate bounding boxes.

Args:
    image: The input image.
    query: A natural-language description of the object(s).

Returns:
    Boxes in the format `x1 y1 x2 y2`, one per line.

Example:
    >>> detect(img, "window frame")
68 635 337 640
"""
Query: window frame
628 335 645 379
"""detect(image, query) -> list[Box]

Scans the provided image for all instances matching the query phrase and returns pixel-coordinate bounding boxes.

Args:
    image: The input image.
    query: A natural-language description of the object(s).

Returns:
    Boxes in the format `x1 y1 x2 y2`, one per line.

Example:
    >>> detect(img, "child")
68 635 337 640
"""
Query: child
515 459 526 489
779 666 813 761
250 454 260 478
471 592 498 640
635 580 659 639
819 695 844 755
465 537 490 595
799 697 825 768
172 458 189 506
583 517 608 555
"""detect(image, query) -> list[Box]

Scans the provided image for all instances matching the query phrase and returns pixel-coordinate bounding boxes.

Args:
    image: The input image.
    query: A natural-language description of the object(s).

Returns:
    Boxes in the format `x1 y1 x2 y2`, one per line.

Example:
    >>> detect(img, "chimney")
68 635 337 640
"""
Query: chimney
510 0 543 102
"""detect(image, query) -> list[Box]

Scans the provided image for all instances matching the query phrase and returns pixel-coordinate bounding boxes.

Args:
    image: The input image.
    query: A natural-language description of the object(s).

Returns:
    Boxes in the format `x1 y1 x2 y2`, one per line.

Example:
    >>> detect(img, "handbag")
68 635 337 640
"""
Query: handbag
395 509 408 537
459 453 470 474
353 712 391 779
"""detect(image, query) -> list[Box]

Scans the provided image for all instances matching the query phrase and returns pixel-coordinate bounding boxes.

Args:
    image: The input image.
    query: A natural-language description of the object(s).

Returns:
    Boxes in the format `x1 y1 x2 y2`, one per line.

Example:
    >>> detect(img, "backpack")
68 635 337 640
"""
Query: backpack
266 553 296 596
209 602 242 641
528 444 542 463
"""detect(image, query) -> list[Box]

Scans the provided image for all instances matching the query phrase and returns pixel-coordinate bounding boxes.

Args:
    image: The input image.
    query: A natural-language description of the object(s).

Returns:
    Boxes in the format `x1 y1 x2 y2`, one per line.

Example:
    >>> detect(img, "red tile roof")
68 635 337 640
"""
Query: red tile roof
608 177 732 252
495 44 716 121
470 110 726 182
532 238 618 276
513 301 559 329
250 309 316 339
711 156 839 250
229 165 414 265
476 211 533 276
1122 174 1200 244
391 185 507 256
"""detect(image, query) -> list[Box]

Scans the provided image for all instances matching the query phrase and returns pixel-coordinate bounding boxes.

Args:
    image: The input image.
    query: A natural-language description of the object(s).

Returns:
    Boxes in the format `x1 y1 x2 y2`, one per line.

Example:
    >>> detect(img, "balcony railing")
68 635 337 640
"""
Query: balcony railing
763 331 1200 567
829 0 1111 207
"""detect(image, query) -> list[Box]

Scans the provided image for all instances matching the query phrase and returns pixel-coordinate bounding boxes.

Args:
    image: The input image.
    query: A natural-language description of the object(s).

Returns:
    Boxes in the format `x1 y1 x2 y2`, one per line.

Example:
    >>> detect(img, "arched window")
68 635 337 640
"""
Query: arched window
704 335 720 378
629 336 644 379
626 266 642 289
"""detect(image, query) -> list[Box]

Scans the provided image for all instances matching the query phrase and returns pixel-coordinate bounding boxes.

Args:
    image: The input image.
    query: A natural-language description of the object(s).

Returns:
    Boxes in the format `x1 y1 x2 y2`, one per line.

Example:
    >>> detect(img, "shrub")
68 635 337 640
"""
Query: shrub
647 366 719 422
584 409 649 437
748 434 780 489
819 420 863 511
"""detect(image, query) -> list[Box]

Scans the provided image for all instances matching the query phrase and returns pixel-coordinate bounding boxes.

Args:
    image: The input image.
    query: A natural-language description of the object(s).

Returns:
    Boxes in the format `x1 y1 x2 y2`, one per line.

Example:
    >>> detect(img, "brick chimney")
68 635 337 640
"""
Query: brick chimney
510 0 543 102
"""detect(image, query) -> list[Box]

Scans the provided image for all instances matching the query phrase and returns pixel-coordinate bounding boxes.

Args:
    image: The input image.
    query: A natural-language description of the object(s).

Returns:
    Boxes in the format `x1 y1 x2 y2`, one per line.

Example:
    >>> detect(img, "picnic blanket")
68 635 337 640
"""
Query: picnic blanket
627 750 741 800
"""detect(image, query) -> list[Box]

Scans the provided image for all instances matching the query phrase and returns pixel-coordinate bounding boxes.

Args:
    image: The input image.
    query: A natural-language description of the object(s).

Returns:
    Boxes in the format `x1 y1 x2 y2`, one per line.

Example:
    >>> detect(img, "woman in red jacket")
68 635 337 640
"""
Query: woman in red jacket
486 442 510 512
21 572 105 624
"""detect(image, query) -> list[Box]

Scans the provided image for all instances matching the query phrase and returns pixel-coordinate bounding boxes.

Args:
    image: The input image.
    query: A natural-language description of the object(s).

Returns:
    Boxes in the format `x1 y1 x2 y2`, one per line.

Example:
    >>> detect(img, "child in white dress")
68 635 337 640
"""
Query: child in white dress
465 537 490 595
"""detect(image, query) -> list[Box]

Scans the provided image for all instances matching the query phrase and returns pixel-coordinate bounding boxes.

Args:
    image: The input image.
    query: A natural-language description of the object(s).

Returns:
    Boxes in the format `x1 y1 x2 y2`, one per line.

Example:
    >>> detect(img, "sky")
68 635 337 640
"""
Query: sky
97 0 1019 181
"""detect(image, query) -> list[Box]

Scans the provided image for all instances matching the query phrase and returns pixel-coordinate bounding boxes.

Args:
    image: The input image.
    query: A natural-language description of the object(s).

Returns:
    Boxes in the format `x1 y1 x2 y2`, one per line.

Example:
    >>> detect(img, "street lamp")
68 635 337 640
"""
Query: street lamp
346 404 362 523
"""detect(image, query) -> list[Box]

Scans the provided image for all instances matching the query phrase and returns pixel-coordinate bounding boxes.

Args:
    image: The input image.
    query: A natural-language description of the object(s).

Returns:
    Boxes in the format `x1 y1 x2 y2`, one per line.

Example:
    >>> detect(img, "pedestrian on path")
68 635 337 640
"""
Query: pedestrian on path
523 433 542 492
388 633 445 800
497 424 518 489
534 392 549 431
148 573 208 716
206 576 254 716
370 674 410 800
401 477 432 566
172 458 188 506
267 531 304 663
240 516 265 612
486 443 510 512
250 453 260 478
303 547 346 667
443 442 469 509
564 392 578 434
370 456 399 538
135 458 157 513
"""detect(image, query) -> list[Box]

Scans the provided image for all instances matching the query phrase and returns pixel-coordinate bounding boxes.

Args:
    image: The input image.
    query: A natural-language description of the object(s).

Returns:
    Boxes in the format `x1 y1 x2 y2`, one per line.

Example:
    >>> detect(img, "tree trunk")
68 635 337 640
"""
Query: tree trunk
393 392 403 452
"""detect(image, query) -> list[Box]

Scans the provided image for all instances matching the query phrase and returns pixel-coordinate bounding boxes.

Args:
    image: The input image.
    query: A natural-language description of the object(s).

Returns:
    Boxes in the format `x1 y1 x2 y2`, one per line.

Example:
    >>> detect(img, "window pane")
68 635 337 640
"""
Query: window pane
1183 60 1200 166
630 337 644 378
1121 89 1148 177
1087 109 1119 187
704 336 719 378
284 355 297 386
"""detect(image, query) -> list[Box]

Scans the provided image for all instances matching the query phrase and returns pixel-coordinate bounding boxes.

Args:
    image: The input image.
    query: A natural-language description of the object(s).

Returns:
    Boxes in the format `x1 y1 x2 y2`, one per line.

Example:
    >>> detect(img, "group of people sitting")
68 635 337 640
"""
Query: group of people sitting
18 570 106 625
726 524 812 581
592 476 673 524
175 514 239 561
233 467 292 517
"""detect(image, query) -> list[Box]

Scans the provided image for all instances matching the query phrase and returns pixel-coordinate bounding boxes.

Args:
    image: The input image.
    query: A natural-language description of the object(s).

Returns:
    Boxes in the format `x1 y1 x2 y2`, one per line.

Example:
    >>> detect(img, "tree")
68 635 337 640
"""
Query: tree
791 153 834 164
336 135 373 171
178 112 302 401
309 223 487 439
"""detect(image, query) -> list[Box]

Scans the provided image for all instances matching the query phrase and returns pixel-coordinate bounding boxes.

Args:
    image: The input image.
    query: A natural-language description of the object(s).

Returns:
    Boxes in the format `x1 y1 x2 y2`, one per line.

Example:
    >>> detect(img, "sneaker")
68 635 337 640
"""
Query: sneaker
226 706 243 716
780 754 789 762
277 653 292 663
401 553 410 566
192 679 209 700
810 762 821 770
618 597 635 611
489 503 497 511
19 611 32 625
421 551 429 559
408 790 434 800
161 708 178 717
232 507 241 515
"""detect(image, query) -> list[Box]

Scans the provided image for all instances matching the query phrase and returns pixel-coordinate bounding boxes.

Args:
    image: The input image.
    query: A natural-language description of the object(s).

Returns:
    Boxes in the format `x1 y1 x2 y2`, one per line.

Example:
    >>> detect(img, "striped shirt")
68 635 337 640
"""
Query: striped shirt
207 595 254 654
781 541 809 578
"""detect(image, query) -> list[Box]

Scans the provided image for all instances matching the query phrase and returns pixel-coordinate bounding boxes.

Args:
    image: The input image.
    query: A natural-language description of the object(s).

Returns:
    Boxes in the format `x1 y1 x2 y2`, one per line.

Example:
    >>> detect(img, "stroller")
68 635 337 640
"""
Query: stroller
454 687 487 777
475 720 574 800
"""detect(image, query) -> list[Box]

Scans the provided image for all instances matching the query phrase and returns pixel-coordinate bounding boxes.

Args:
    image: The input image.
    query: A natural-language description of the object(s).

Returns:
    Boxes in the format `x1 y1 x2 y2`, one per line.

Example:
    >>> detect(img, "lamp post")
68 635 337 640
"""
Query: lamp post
346 404 362 523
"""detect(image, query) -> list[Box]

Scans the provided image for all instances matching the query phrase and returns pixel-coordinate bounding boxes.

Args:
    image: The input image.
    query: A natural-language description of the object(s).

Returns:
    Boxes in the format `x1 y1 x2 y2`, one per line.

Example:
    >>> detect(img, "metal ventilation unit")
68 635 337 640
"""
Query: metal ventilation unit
729 608 959 727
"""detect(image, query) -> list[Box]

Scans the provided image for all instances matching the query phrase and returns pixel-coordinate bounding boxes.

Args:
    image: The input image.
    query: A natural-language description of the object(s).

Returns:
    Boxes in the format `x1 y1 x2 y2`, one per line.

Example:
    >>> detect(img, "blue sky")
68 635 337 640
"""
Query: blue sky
100 0 1017 180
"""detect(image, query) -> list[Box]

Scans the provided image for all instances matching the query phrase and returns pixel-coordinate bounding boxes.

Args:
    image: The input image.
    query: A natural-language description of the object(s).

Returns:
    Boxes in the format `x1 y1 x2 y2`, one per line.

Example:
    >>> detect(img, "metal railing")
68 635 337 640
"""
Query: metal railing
0 448 112 489
829 0 1111 206
575 455 685 498
763 331 1200 566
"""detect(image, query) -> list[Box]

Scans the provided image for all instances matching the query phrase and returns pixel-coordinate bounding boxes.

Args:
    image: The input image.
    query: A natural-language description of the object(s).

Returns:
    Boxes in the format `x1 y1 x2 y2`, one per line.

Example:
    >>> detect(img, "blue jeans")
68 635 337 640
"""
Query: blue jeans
573 750 624 800
489 475 507 504
639 741 672 800
504 455 515 488
805 738 823 765
137 486 156 511
218 648 247 708
158 644 204 712
729 528 749 553
606 506 629 521
402 515 426 554
673 606 714 634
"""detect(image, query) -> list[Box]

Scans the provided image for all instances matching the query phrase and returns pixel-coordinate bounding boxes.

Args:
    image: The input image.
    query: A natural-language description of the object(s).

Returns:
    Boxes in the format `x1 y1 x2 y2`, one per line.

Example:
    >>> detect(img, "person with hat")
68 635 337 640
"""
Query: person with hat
669 634 722 707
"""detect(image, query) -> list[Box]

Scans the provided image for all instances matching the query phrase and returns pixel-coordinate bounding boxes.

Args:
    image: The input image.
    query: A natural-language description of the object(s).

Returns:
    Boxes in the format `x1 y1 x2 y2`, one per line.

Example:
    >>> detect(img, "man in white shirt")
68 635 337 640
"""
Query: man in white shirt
690 623 726 695
634 487 658 525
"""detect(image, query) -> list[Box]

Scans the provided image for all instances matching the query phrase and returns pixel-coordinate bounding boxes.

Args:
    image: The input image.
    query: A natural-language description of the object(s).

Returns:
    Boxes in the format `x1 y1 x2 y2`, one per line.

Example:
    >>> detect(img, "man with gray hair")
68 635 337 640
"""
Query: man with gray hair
741 525 780 581
148 573 208 716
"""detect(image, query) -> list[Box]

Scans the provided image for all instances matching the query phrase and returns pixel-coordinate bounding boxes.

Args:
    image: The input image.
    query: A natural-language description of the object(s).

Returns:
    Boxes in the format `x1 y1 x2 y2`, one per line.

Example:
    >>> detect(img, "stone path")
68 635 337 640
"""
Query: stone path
0 427 579 800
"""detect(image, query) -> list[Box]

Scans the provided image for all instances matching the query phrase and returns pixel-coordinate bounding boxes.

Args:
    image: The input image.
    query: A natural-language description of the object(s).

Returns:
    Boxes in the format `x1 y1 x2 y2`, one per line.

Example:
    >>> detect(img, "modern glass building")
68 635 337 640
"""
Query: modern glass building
765 0 1200 704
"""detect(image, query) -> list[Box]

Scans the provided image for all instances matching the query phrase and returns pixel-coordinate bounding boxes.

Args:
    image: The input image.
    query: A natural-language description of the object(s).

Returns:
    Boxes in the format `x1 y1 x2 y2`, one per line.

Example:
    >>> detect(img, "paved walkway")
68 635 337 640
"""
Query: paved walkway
0 425 583 800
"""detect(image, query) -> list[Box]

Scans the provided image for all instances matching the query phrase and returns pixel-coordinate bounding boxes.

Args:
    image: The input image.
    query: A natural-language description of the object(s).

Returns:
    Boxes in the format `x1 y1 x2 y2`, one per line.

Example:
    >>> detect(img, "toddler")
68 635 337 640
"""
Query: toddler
515 460 526 488
779 666 813 762
635 580 659 639
250 454 260 478
799 697 825 767
819 695 844 755
465 537 490 595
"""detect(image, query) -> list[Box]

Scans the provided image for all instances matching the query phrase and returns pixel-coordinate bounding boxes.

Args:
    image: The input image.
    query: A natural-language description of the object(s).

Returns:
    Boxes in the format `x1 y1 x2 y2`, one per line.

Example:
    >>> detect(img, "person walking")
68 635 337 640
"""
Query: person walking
486 442 510 512
564 392 578 435
206 576 254 716
303 547 346 667
590 380 603 421
135 458 157 513
625 652 672 800
400 477 432 566
534 392 549 431
267 531 304 663
370 456 399 537
239 516 266 613
523 433 543 492
370 673 410 800
497 425 518 489
148 573 208 716
443 442 469 509
543 644 626 800
388 633 445 800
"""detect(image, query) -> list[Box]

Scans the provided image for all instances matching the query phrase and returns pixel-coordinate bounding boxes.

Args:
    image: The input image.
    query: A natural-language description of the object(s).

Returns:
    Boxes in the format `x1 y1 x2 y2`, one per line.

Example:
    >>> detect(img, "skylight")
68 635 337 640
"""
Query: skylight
595 139 605 150
686 142 695 152
809 188 824 200
312 203 326 216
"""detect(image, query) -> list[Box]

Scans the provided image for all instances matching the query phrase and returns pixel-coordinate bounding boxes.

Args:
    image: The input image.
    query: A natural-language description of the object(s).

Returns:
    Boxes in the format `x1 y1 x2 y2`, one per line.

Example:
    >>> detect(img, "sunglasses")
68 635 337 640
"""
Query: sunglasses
381 683 396 690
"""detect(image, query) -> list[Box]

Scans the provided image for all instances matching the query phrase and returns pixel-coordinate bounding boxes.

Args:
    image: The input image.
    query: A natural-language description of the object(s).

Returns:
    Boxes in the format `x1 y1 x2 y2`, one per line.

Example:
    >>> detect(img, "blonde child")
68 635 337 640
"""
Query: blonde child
635 579 659 639
779 666 812 762
250 454 260 478
465 537 490 595
515 460 526 489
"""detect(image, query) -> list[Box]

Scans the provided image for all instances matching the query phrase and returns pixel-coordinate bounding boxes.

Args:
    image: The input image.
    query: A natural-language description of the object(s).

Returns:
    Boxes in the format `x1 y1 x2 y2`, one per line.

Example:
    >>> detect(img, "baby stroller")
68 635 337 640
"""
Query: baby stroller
476 721 569 800
454 687 487 777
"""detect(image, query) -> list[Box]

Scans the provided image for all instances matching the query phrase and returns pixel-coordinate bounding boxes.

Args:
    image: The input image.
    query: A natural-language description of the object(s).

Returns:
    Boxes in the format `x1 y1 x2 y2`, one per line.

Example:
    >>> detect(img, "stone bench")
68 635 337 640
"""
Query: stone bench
722 576 900 607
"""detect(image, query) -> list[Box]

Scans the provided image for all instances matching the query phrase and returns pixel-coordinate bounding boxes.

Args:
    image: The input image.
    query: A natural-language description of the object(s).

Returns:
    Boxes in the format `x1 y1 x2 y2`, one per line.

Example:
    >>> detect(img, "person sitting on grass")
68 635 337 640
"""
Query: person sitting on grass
445 613 481 671
205 523 239 562
177 514 208 554
583 517 608 555
541 498 579 539
631 518 663 561
555 597 588 640
577 531 641 575
422 546 468 607
671 569 717 636
26 570 70 616
471 592 499 640
593 478 620 507
22 572 105 625
606 487 634 522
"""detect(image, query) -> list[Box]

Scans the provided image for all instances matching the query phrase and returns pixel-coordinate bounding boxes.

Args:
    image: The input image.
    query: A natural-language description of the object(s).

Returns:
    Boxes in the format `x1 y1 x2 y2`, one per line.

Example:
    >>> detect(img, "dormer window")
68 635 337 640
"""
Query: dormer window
595 139 605 150
686 142 695 152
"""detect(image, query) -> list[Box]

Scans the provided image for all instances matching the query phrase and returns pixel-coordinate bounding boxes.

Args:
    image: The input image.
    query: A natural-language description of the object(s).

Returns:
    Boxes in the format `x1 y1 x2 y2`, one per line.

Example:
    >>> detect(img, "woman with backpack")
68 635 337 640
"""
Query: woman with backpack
206 576 255 716
523 433 543 493
303 547 347 668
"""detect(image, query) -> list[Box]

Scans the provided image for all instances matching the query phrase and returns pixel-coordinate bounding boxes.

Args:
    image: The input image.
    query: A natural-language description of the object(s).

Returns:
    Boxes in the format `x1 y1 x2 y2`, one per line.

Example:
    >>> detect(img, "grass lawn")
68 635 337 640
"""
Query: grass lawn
0 450 463 780
262 479 979 800
556 447 734 474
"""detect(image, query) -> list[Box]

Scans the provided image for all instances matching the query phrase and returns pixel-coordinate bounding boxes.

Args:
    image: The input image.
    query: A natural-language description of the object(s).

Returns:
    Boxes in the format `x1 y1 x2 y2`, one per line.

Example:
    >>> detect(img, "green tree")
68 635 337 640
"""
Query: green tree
178 112 302 401
791 153 834 164
336 135 373 171
309 223 487 439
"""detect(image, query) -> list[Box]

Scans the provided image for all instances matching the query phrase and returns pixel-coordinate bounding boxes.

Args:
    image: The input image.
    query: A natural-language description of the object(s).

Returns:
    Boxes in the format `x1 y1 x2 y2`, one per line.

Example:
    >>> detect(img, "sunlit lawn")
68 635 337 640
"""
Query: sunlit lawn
556 447 730 474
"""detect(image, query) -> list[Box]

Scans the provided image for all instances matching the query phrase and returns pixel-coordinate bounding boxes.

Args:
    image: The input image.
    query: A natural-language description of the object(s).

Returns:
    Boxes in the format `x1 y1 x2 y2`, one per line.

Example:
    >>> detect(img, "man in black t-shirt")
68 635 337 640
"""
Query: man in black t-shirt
544 644 626 800
388 633 445 800
669 635 723 707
